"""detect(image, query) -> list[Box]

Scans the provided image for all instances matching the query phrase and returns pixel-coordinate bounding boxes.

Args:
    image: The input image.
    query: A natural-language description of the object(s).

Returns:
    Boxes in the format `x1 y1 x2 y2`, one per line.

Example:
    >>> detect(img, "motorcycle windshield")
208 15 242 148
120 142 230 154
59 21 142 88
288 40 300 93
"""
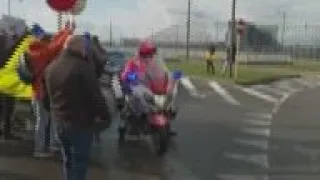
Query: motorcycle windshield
143 56 170 95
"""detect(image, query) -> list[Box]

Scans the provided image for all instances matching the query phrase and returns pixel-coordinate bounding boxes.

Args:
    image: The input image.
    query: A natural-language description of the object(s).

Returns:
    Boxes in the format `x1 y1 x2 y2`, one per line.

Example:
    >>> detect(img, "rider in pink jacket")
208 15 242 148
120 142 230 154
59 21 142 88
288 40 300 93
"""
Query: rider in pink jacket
121 39 156 82
120 39 177 136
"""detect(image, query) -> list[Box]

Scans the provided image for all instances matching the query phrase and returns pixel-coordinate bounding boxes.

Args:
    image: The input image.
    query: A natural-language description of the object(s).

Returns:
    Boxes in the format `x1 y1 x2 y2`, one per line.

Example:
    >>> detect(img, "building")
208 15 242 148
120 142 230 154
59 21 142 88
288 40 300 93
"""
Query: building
225 21 280 51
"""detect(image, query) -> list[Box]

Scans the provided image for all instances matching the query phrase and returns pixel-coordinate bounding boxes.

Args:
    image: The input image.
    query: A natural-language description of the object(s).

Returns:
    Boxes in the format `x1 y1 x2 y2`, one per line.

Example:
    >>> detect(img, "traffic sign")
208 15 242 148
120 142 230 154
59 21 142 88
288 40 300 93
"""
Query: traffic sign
236 18 246 36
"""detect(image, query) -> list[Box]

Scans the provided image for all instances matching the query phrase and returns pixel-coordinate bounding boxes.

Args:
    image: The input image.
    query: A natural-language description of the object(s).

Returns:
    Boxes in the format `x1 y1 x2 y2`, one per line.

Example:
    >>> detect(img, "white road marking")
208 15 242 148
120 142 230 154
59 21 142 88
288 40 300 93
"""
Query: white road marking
236 86 278 103
208 81 240 106
271 93 292 115
180 77 206 98
307 77 320 86
274 81 298 92
253 85 287 96
246 112 272 119
244 119 272 126
294 145 320 159
241 127 271 137
233 138 269 150
224 153 269 168
180 77 196 92
293 78 314 88
218 174 269 180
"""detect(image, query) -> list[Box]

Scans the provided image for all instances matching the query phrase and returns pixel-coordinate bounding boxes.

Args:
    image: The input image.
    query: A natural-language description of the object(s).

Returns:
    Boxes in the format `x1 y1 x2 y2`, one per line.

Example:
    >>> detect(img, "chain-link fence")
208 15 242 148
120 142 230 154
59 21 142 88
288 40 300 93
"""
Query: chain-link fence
113 20 320 62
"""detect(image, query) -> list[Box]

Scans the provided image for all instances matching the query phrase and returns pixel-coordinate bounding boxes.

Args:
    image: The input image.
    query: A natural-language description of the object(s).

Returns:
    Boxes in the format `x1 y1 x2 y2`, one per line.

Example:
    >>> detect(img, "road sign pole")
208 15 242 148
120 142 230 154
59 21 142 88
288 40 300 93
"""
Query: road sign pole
229 0 236 78
234 18 245 80
234 34 240 79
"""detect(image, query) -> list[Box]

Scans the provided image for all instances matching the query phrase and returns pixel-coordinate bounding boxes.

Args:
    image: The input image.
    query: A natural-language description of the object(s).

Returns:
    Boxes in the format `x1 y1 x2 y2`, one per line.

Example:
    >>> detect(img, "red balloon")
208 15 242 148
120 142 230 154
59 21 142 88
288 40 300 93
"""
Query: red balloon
46 0 77 12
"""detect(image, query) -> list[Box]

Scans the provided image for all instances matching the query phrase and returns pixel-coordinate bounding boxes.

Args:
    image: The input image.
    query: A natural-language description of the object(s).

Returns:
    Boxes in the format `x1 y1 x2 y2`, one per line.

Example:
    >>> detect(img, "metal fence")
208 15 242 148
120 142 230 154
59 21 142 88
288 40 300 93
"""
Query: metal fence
106 21 320 62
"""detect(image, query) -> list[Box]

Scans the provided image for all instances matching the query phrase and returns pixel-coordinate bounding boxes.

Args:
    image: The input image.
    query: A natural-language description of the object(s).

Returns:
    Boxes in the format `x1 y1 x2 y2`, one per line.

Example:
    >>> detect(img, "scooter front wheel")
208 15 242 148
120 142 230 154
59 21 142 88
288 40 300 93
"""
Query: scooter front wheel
152 127 169 156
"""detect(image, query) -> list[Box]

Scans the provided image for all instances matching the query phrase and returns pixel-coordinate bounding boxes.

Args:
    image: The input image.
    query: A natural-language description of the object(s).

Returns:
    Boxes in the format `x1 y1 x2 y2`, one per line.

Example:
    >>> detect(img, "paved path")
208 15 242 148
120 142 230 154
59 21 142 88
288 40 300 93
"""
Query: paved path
2 76 320 180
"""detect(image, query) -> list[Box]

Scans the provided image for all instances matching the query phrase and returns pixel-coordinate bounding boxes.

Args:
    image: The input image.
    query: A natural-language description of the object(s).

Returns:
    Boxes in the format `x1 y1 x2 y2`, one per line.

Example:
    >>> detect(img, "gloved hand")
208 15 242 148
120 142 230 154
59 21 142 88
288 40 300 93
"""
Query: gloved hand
65 19 76 32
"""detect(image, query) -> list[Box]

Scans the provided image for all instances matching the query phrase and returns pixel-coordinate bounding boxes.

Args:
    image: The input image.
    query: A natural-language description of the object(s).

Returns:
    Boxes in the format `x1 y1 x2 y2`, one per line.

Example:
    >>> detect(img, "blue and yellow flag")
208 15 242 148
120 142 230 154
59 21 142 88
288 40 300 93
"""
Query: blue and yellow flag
0 35 33 99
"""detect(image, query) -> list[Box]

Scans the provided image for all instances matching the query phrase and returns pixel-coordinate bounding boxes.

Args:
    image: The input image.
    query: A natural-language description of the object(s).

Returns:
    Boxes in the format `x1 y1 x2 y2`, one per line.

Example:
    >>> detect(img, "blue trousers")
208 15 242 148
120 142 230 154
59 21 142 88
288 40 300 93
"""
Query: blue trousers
32 99 59 152
57 125 93 180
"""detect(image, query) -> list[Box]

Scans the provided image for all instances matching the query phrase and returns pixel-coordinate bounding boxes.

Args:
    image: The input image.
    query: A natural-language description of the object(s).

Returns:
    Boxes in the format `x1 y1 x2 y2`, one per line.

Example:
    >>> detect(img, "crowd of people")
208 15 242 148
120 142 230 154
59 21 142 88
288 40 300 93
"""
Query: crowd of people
0 15 180 180
0 17 112 180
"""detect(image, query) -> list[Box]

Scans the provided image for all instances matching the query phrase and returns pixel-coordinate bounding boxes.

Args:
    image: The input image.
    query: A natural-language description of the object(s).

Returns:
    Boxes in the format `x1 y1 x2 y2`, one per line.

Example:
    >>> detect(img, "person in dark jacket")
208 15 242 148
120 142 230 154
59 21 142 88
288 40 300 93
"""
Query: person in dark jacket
44 34 111 180
27 23 73 157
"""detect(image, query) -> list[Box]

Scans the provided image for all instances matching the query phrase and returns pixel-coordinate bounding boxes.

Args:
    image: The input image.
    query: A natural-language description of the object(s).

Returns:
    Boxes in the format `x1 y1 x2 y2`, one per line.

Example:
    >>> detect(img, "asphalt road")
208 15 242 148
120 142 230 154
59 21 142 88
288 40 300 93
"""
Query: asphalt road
2 76 320 180
269 87 320 180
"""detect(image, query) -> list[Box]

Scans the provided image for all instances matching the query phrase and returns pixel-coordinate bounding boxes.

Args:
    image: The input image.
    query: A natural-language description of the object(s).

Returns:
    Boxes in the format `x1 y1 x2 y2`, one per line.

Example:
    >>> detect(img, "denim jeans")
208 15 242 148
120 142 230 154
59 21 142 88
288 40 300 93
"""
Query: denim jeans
57 125 93 180
32 99 59 152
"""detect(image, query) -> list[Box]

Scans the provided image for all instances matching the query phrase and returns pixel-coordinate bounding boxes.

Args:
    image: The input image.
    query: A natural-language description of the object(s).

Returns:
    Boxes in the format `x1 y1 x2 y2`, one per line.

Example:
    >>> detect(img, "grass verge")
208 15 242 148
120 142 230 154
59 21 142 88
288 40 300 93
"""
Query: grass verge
166 60 303 85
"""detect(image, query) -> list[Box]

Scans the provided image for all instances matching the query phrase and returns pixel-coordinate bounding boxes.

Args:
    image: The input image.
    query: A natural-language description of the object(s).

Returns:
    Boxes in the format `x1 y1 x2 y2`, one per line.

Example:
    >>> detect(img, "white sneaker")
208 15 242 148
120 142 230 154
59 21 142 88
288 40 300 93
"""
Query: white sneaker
33 152 54 158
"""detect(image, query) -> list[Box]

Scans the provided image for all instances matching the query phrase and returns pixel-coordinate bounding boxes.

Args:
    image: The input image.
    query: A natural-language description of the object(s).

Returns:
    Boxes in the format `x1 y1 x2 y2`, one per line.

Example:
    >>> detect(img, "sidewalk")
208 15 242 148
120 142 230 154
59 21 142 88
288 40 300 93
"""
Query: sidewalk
0 133 107 180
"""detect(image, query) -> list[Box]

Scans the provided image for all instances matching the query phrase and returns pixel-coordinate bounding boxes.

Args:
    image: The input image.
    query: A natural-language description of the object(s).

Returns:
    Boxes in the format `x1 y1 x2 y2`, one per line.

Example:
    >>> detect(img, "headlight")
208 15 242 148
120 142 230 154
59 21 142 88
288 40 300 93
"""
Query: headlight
154 95 167 107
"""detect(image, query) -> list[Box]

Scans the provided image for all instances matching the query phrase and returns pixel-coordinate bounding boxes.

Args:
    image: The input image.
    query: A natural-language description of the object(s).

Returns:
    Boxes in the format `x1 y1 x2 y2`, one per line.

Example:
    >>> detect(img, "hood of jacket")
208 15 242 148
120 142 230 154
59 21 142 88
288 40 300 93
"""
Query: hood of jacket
65 35 108 77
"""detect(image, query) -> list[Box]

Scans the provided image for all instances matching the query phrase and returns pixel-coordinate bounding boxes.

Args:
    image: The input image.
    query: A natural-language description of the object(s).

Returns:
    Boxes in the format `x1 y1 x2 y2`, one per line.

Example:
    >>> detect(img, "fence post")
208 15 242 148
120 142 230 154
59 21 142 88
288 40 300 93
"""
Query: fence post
234 34 241 79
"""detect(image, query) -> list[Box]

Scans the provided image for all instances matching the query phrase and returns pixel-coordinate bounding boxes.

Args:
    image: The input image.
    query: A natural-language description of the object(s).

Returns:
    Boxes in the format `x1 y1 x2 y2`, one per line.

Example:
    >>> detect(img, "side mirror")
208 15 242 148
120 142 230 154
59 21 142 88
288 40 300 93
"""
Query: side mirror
127 72 137 81
172 70 182 80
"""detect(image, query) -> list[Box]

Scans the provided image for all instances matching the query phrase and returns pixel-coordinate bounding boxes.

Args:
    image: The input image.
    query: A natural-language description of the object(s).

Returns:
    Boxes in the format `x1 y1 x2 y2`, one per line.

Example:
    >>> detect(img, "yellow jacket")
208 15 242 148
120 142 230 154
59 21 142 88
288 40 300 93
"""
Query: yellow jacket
0 35 33 99
204 51 218 62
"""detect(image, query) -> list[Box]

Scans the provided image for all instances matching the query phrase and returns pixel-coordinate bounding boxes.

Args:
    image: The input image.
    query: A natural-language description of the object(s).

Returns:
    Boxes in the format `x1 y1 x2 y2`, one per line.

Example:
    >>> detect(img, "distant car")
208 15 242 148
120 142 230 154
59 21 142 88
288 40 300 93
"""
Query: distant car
100 50 128 108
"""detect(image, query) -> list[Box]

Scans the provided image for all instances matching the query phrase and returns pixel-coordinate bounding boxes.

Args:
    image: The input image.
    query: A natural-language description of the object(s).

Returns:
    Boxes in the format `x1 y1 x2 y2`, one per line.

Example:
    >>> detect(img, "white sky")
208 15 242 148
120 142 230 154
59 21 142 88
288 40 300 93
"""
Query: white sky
0 0 319 40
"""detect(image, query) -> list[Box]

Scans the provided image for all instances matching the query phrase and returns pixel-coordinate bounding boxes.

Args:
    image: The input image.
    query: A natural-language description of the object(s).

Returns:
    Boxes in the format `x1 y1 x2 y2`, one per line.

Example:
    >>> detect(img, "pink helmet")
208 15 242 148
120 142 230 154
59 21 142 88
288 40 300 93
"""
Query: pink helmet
138 39 157 56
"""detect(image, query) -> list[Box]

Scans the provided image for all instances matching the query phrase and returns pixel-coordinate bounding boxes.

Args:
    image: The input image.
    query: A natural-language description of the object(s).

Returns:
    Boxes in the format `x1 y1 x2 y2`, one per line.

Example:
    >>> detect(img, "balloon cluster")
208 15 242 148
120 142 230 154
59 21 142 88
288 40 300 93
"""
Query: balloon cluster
46 0 87 15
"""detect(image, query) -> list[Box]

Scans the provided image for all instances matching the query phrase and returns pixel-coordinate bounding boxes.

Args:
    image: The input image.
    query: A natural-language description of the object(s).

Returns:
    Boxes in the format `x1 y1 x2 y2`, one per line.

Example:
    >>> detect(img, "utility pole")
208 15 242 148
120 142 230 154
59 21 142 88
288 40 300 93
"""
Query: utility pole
175 25 179 52
186 0 191 61
7 0 11 15
281 12 286 46
215 20 219 42
304 21 307 37
151 27 154 41
229 0 236 78
109 20 113 47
